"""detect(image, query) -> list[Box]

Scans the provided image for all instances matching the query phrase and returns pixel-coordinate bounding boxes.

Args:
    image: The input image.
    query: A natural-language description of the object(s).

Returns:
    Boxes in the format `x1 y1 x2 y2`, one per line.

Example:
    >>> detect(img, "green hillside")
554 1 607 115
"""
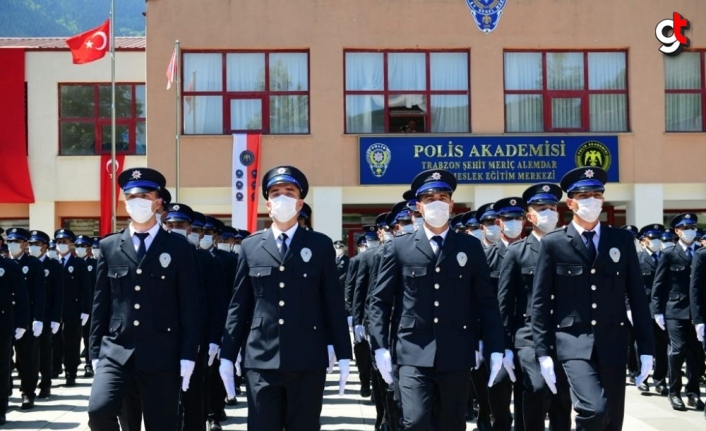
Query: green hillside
0 0 145 37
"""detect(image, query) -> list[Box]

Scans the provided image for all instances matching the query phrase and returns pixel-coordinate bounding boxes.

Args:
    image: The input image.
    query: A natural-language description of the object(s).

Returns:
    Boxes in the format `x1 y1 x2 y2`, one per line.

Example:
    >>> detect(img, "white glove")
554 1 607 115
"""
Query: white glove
219 358 236 399
50 321 60 334
92 359 100 370
696 323 705 342
81 313 89 326
487 352 503 387
180 359 195 392
635 355 654 388
502 349 516 382
235 351 242 377
626 310 633 325
473 350 483 370
32 321 43 337
327 345 336 373
338 359 350 395
479 340 484 356
538 356 558 394
347 316 353 328
354 325 366 343
374 348 393 384
655 314 665 331
207 343 219 367
14 328 26 340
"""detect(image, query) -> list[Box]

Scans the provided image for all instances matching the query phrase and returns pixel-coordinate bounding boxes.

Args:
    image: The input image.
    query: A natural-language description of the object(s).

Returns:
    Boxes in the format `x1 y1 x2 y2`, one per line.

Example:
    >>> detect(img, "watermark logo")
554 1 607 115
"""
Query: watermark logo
656 12 691 56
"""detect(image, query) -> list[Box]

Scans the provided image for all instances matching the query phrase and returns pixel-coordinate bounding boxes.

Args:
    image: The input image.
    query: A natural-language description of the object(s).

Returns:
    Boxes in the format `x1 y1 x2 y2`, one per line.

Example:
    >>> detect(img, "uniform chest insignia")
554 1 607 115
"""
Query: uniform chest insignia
301 247 312 263
44 269 50 277
609 247 620 263
22 266 29 274
160 253 171 268
457 252 468 267
88 265 93 272
68 266 74 273
0 268 4 277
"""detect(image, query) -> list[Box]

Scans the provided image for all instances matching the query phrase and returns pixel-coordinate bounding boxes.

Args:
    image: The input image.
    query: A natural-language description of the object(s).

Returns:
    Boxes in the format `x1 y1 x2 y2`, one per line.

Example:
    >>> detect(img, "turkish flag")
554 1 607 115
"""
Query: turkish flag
66 19 110 65
100 154 125 236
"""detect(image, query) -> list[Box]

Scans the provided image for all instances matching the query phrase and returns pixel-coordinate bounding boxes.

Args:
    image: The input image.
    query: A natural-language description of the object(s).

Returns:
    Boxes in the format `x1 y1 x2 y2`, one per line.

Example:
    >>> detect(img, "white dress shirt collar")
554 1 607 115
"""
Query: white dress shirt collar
271 223 299 243
423 225 449 242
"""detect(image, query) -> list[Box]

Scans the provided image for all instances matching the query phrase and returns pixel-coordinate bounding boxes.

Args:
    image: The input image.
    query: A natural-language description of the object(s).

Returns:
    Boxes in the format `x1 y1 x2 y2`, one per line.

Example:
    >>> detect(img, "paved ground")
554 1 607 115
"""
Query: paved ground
5 362 705 431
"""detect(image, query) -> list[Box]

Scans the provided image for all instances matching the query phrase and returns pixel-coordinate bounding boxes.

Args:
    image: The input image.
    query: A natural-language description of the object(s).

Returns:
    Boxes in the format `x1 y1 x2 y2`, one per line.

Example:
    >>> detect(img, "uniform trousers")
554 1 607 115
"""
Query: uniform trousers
397 365 470 431
652 321 669 387
0 330 12 414
665 318 702 396
38 327 54 391
516 346 571 431
245 368 327 431
353 338 371 391
82 318 92 369
180 347 207 431
208 357 227 420
62 316 82 377
626 324 639 377
561 349 625 431
471 359 513 431
469 366 492 425
15 333 40 398
52 327 63 374
87 357 181 431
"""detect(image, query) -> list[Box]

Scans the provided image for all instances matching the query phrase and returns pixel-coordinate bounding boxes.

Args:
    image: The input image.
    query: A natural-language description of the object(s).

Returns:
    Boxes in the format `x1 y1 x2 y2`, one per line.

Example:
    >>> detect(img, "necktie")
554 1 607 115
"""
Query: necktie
686 247 693 260
61 257 67 267
582 231 597 262
431 235 443 258
279 233 289 260
652 253 659 265
135 232 149 263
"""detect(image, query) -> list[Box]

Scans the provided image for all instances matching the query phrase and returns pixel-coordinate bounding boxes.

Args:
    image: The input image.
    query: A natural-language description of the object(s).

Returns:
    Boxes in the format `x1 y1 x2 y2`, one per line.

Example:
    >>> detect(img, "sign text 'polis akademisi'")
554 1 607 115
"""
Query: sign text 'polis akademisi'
359 135 619 185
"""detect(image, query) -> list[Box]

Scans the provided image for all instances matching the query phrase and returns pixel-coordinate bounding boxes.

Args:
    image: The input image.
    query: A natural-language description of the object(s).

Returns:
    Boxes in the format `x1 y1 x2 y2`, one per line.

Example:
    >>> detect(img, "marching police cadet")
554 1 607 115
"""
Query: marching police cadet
156 188 172 226
334 240 350 293
662 228 677 250
7 227 46 409
298 202 313 230
620 225 642 384
0 244 8 259
462 211 484 241
47 239 59 260
27 230 63 399
369 169 506 431
497 184 571 431
54 228 91 387
476 203 502 247
636 224 669 395
232 229 250 255
451 214 465 234
532 167 655 431
691 229 706 421
76 234 97 378
0 248 30 425
403 190 424 232
91 237 102 261
87 167 202 431
652 212 705 411
219 165 352 431
621 225 641 254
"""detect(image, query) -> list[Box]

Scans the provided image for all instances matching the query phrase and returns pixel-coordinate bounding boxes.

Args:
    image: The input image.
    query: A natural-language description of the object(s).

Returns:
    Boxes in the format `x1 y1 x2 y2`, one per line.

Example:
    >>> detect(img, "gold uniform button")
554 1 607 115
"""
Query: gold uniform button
303 273 307 278
463 325 467 329
135 286 141 291
278 319 284 325
279 266 285 272
620 322 624 326
591 269 596 274
161 275 165 280
134 320 140 326
591 320 597 326
435 267 441 273
591 285 597 291
434 284 440 290
434 301 439 307
279 282 285 288
136 269 142 275
167 328 171 332
551 295 555 300
134 304 140 309
279 301 285 306
592 303 597 309
434 318 439 323
313 326 317 330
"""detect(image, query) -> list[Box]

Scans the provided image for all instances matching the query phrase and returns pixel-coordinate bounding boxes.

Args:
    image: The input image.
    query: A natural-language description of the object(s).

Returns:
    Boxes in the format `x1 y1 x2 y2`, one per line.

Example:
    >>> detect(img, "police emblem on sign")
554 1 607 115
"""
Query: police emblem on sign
240 150 255 167
465 0 507 33
366 143 392 178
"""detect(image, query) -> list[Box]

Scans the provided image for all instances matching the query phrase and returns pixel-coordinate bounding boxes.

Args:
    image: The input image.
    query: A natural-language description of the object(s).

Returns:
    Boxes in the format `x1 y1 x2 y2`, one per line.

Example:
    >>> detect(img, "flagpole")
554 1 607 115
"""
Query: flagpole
110 0 117 233
175 40 181 201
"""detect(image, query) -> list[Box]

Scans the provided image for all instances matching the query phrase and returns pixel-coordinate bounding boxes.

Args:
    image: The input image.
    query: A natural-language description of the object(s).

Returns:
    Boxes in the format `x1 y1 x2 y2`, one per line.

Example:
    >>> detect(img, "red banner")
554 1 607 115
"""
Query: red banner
232 134 261 233
0 49 34 203
100 154 125 236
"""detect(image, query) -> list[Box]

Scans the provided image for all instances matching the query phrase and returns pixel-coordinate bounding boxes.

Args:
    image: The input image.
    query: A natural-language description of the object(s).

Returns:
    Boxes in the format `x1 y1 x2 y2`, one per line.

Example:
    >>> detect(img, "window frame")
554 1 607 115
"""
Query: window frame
503 49 630 133
180 50 311 135
664 50 706 132
343 49 471 134
58 83 146 156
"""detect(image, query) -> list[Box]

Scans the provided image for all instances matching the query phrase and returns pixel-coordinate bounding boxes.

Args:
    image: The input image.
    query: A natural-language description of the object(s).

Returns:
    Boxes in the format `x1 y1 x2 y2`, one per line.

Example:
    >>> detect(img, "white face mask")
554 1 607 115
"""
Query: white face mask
187 232 200 246
367 239 380 248
56 244 70 255
232 244 242 254
413 218 424 231
199 235 214 250
401 224 415 234
269 195 299 223
126 198 156 224
29 245 43 258
171 228 187 238
335 248 344 257
75 247 88 258
484 225 501 243
383 232 394 242
648 239 662 252
502 220 524 239
679 229 696 244
573 197 603 223
532 209 559 233
8 243 22 257
422 201 450 228
470 230 485 241
47 250 58 260
217 242 231 251
92 248 101 259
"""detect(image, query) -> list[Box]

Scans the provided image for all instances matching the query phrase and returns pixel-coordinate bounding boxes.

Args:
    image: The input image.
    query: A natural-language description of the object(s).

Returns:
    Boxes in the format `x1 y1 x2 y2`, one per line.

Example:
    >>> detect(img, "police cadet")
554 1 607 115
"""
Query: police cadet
691 226 706 421
0 245 30 425
298 202 313 230
636 224 669 395
451 214 465 234
92 237 102 261
476 203 502 247
462 211 484 241
334 240 350 294
218 165 352 431
27 230 64 399
403 190 424 231
497 183 571 431
54 228 91 386
531 167 655 431
620 225 642 385
76 234 97 378
652 213 704 411
87 167 202 431
369 169 506 431
662 228 677 250
7 227 46 409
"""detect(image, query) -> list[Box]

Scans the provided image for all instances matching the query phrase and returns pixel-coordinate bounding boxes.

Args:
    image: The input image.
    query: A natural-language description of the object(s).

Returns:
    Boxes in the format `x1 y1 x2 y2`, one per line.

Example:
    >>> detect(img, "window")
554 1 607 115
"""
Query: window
504 51 628 132
182 51 309 135
665 52 706 132
344 50 470 134
59 84 146 155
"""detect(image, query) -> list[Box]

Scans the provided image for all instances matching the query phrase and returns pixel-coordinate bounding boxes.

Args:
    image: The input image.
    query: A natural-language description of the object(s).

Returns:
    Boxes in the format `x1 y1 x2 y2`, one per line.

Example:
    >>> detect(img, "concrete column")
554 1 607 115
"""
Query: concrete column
310 187 343 242
29 201 56 234
626 184 663 227
473 185 505 209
